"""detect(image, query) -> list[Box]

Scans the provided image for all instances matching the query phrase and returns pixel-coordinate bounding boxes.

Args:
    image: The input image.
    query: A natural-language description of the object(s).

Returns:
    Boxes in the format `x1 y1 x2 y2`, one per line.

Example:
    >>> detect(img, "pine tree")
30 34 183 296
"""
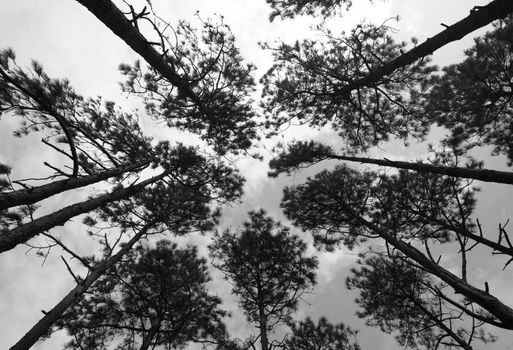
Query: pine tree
10 170 233 350
426 15 513 164
210 210 318 350
269 140 513 186
347 255 496 349
54 240 228 350
261 0 513 151
281 165 513 330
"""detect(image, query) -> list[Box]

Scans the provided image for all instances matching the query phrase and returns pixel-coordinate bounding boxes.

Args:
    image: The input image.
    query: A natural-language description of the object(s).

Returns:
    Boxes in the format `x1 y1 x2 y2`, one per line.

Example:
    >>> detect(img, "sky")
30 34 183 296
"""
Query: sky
0 0 512 349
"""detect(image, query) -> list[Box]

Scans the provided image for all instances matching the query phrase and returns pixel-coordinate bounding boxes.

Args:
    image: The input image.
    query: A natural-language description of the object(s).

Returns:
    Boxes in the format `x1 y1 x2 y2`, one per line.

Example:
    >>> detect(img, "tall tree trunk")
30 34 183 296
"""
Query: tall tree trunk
258 302 269 350
0 171 168 253
350 210 513 329
75 0 204 110
333 0 513 97
0 161 148 210
327 154 513 185
9 219 157 350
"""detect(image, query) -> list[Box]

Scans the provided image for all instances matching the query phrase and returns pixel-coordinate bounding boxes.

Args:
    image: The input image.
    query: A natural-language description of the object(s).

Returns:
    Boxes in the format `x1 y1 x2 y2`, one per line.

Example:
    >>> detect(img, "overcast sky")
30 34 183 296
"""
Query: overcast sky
1 0 512 349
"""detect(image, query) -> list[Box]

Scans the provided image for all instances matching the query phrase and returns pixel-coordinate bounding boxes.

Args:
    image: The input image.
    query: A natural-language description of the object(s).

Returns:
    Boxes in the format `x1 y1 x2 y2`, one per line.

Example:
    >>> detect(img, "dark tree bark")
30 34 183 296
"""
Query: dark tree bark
258 301 269 350
0 161 148 210
0 171 168 253
333 0 513 97
326 154 513 258
269 141 513 185
75 0 203 109
9 219 157 350
53 239 228 350
282 164 513 329
328 154 513 185
347 256 484 349
74 0 257 156
349 210 513 330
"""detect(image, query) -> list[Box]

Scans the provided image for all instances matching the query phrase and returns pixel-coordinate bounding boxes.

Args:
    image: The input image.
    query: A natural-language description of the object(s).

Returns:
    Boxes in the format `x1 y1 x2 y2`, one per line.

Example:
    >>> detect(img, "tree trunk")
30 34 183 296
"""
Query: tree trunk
0 161 148 210
75 0 204 110
328 154 513 256
9 219 157 350
258 304 269 350
0 171 167 253
139 321 160 350
328 154 513 185
351 211 513 329
333 0 513 97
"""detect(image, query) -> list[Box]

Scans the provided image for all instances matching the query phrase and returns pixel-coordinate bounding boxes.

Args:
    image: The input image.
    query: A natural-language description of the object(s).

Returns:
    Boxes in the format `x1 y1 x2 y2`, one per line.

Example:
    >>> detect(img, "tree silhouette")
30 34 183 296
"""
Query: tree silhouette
10 169 233 350
269 140 513 186
54 240 228 350
0 48 153 175
286 317 361 350
264 8 513 206
0 0 256 251
262 9 513 342
261 19 435 150
261 0 513 151
210 210 318 350
10 220 157 350
0 139 243 253
77 0 258 156
347 255 496 350
281 165 513 330
1 4 251 345
0 49 242 252
4 0 513 349
426 15 513 164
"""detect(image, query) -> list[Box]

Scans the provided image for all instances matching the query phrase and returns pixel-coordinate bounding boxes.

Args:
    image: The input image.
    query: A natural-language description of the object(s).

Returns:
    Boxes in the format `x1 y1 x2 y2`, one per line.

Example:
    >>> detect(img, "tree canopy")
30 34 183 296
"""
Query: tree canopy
426 15 513 163
55 240 228 350
210 210 318 350
2 0 513 349
281 164 513 329
347 255 496 349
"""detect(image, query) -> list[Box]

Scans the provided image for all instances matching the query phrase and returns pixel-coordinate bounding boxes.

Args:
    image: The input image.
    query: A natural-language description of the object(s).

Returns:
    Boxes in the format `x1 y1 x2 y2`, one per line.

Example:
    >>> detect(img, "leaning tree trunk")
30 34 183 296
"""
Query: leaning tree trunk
0 161 149 210
343 156 513 256
9 219 157 350
327 154 513 185
333 0 513 97
0 171 168 253
349 210 513 330
75 0 204 110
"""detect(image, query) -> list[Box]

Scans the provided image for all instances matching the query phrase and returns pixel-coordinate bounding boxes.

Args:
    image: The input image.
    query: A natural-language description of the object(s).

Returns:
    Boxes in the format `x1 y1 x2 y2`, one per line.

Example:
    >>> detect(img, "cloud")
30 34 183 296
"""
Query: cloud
316 247 358 285
2 1 512 350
